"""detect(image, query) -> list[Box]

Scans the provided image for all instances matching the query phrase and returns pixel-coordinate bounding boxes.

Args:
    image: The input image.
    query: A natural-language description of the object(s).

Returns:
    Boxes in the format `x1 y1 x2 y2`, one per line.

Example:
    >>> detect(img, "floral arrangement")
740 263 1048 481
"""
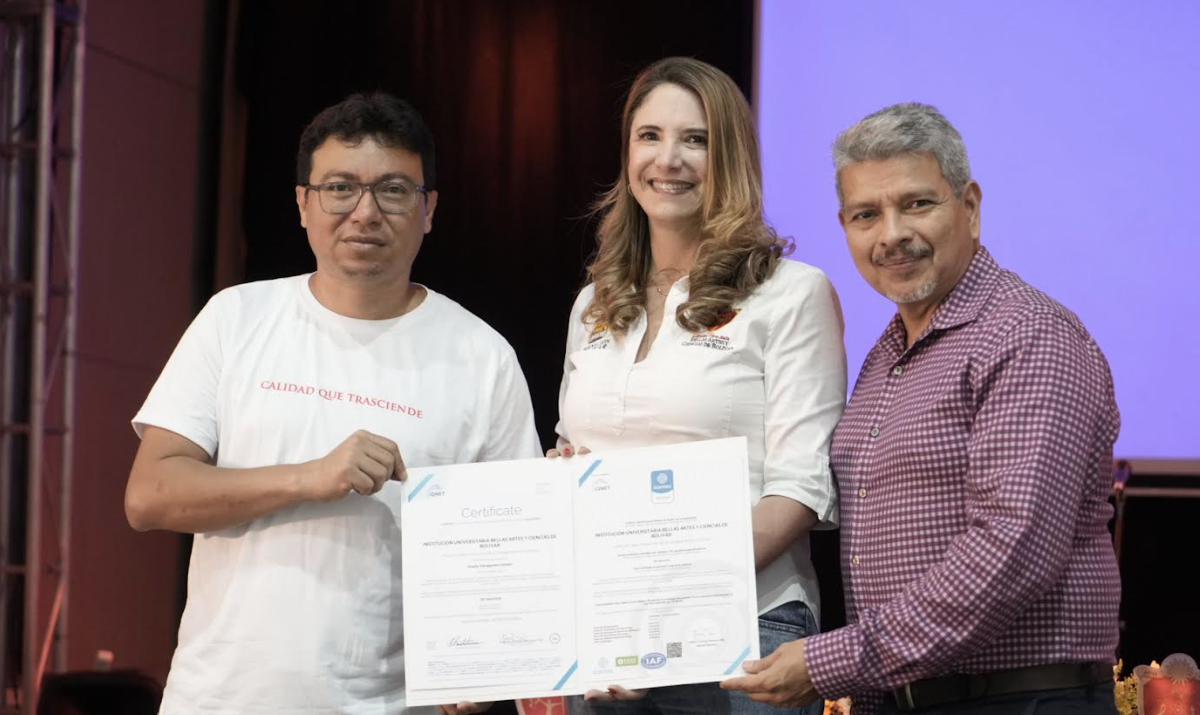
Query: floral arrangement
1114 660 1139 715
1132 654 1200 715
814 655 1196 715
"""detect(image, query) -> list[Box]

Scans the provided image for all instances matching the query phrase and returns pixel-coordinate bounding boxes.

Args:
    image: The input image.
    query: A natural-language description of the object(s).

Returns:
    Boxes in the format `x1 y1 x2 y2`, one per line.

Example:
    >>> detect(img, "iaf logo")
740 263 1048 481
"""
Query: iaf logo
641 652 667 669
651 469 674 504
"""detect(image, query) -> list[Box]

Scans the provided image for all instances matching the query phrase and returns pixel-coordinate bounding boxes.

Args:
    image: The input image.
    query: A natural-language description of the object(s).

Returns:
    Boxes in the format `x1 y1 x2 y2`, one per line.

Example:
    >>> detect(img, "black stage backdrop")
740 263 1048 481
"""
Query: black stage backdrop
229 2 846 685
235 1 756 453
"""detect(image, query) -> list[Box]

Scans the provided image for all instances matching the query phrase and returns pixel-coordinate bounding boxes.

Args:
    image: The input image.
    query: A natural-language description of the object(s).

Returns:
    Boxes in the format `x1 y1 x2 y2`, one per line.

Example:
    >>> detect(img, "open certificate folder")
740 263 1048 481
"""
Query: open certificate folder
400 436 760 706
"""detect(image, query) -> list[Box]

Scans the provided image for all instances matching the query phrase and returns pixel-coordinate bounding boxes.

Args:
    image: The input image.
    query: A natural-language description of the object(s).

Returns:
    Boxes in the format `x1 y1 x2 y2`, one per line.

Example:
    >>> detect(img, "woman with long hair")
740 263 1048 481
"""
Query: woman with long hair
552 57 847 715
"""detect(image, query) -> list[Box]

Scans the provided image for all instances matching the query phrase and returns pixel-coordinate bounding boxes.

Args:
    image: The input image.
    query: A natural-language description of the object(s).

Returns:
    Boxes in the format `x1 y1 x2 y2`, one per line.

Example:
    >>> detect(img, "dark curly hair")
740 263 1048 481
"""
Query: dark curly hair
296 92 436 189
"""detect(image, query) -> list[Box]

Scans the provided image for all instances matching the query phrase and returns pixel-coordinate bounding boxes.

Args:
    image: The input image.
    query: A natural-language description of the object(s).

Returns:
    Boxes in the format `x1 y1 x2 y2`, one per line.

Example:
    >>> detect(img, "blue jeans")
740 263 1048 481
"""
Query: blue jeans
567 601 822 715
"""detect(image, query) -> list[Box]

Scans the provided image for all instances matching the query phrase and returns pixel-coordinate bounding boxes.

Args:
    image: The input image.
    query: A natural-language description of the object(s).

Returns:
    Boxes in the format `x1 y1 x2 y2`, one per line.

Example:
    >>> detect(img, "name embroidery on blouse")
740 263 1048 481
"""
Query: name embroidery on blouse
680 309 738 352
584 321 611 351
682 333 733 351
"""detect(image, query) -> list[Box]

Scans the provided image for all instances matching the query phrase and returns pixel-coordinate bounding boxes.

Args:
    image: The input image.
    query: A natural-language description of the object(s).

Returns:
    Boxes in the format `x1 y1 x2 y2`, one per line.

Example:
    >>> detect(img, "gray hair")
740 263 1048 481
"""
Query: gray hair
832 102 971 207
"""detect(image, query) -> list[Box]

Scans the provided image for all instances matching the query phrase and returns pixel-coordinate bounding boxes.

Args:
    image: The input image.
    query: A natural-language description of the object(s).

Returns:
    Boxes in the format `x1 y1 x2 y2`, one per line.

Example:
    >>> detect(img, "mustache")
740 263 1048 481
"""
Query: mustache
873 243 932 266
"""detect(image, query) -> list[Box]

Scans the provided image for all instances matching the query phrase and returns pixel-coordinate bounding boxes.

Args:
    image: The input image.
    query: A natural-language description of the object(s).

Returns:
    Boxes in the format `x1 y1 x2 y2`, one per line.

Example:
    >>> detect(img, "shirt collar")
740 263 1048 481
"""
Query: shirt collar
929 245 999 332
876 245 999 358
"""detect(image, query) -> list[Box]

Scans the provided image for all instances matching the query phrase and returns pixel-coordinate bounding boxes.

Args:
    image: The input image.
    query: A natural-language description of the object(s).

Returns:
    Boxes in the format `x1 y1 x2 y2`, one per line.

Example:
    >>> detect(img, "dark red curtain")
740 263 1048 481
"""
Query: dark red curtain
234 0 755 445
230 2 845 663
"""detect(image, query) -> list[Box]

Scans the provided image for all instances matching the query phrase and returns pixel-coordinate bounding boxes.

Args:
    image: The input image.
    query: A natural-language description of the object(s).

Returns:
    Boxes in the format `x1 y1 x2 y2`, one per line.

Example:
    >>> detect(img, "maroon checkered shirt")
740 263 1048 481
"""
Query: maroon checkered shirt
805 247 1121 713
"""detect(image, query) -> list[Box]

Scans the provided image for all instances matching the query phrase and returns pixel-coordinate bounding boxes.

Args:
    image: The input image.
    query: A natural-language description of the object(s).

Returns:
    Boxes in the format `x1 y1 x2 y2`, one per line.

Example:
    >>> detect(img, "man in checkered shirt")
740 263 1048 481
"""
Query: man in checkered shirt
723 103 1120 713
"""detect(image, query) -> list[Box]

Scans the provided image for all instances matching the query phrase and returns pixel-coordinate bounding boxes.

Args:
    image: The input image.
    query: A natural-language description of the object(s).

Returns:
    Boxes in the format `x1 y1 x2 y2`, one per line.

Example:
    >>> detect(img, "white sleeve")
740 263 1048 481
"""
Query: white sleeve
554 286 593 449
131 290 233 458
483 345 542 461
761 269 847 527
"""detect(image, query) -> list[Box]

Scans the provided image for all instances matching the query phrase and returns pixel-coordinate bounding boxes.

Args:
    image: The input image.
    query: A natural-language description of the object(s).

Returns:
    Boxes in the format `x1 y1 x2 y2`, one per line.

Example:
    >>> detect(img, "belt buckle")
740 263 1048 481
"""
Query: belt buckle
902 683 917 711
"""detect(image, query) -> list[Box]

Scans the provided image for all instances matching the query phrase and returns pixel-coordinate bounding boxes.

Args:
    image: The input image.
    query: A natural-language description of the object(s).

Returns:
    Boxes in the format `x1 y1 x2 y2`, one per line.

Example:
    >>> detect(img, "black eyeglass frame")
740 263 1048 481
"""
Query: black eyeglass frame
303 178 430 215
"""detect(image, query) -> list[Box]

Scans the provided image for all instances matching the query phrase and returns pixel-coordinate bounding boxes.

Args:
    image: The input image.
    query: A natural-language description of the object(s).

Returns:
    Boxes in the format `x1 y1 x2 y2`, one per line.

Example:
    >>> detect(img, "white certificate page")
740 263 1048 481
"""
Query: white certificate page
401 460 577 704
401 437 757 705
568 437 759 693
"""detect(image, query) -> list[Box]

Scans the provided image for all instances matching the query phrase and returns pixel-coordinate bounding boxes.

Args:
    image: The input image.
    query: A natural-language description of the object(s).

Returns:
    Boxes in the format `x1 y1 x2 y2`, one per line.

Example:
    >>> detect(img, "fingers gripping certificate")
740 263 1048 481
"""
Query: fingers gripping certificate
401 437 758 705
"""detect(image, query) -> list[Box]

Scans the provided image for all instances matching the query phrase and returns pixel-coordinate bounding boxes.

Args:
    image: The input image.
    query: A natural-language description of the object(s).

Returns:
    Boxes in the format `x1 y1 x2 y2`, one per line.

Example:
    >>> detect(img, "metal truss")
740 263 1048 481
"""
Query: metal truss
0 1 85 713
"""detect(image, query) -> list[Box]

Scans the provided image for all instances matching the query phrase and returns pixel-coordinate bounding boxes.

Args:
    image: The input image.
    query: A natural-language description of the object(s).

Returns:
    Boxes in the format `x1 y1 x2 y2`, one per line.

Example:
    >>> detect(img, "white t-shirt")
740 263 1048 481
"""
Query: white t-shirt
133 274 540 715
556 259 846 619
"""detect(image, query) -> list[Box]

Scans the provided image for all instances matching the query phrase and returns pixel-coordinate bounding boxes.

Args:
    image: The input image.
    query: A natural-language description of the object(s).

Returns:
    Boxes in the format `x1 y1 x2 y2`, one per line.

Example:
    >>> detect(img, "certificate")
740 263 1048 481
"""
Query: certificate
401 437 758 706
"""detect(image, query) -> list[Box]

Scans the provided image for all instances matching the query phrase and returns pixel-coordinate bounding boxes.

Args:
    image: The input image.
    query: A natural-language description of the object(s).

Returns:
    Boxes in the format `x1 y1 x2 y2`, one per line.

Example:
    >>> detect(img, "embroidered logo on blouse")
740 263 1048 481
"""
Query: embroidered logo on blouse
682 333 733 351
709 309 738 332
588 321 609 343
584 320 612 351
678 311 738 351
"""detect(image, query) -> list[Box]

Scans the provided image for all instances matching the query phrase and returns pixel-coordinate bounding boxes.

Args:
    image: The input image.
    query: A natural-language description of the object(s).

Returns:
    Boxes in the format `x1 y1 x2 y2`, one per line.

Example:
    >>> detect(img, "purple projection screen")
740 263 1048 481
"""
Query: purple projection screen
756 2 1200 467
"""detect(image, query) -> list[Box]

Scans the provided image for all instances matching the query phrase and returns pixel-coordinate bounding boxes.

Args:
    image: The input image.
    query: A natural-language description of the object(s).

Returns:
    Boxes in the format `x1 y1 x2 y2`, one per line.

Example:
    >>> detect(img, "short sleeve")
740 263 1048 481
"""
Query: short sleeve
760 267 847 526
483 346 542 461
131 290 233 457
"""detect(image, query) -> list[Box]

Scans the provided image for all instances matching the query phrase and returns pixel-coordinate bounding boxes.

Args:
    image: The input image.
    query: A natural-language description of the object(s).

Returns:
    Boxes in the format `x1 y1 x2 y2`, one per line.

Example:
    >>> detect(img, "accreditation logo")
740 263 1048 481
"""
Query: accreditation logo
616 655 639 667
640 653 667 669
650 469 674 504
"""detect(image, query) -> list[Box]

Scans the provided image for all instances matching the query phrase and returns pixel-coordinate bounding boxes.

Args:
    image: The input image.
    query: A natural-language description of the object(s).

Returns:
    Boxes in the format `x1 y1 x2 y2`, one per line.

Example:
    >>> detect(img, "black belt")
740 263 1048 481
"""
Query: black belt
891 662 1111 712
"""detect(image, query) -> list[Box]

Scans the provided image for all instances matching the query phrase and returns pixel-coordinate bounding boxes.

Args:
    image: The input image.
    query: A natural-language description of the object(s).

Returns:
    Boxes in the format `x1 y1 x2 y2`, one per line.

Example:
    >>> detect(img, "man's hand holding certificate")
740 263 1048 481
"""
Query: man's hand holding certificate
401 437 759 706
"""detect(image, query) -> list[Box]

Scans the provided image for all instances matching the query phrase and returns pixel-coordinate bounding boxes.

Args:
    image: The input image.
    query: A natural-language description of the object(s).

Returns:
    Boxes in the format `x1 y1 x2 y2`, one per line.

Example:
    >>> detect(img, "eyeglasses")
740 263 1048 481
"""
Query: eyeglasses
304 179 428 215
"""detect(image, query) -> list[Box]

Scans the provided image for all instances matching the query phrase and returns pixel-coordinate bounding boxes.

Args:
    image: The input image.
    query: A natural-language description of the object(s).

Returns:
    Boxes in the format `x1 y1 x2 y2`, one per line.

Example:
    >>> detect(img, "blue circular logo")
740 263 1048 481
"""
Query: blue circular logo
641 653 667 669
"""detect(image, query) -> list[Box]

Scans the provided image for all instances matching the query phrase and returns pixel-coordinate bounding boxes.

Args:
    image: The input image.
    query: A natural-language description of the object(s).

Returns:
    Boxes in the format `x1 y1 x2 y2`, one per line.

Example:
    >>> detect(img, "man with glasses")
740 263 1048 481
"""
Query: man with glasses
125 92 540 714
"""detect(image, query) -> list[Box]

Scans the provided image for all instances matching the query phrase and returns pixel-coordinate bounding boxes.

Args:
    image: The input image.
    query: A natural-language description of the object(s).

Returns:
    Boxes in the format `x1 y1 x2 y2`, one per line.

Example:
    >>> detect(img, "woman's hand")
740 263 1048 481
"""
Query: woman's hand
583 685 649 702
546 444 591 458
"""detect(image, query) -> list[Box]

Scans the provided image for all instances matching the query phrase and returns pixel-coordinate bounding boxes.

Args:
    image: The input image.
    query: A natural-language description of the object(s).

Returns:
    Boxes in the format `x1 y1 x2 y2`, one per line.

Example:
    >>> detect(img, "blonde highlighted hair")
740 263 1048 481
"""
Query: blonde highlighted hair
584 56 790 335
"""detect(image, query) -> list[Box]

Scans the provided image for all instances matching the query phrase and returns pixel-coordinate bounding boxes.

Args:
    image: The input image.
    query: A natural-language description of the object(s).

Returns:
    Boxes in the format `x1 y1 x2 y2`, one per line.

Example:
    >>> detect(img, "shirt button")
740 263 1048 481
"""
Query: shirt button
869 427 880 437
858 488 868 499
892 366 904 376
852 555 861 566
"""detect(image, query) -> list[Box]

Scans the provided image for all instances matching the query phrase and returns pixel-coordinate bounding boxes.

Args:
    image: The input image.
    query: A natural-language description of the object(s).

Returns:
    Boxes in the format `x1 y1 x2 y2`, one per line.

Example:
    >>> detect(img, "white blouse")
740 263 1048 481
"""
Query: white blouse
556 258 847 617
